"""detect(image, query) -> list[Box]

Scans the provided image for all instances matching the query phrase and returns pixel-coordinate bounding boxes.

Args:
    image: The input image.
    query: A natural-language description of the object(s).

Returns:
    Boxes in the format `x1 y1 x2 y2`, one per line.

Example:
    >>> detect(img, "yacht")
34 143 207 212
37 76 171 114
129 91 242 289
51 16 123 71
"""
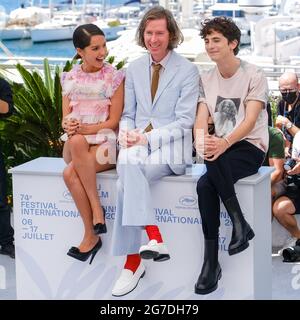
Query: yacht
251 15 300 63
30 10 87 43
208 1 251 45
93 19 127 41
0 6 50 41
235 0 300 64
31 11 127 44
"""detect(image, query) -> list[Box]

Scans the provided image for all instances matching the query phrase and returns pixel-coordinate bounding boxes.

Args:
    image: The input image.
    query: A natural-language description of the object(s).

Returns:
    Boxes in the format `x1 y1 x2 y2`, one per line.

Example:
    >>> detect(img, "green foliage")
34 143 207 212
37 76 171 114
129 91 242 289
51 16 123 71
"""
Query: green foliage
115 59 126 70
269 92 280 127
44 58 53 98
0 60 64 199
0 56 125 199
63 58 78 72
107 55 115 64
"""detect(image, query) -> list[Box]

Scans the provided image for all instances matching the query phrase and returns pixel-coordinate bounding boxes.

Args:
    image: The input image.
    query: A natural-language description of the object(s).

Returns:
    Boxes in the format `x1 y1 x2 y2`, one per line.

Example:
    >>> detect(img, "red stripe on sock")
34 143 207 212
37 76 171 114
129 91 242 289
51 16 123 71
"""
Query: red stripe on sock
145 225 163 243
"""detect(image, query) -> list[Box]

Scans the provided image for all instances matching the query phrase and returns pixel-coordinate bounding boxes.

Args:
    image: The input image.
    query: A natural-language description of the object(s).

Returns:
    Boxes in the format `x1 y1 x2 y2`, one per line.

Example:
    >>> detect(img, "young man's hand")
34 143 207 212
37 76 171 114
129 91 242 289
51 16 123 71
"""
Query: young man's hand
204 135 229 161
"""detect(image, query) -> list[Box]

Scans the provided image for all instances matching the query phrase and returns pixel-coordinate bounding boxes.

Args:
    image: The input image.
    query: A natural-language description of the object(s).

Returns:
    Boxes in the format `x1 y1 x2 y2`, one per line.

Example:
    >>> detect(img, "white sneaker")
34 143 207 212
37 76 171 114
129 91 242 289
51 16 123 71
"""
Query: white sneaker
139 239 170 261
112 263 145 297
278 236 298 256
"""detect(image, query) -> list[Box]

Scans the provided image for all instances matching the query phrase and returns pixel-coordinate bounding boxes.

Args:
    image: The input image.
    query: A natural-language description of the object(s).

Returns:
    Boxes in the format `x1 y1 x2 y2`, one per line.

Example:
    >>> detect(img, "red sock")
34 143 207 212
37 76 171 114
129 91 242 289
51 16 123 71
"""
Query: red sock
124 254 141 273
145 225 163 243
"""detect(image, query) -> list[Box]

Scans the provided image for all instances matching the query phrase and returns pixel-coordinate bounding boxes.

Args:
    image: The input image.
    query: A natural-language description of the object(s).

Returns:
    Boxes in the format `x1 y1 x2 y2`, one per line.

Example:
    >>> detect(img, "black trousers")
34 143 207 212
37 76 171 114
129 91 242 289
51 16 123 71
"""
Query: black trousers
0 145 14 245
196 140 265 240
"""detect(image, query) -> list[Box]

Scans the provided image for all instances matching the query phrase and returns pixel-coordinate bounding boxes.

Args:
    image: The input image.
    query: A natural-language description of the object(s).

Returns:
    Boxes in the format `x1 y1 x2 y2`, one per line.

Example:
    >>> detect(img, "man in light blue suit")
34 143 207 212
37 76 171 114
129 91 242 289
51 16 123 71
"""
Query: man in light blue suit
111 6 200 297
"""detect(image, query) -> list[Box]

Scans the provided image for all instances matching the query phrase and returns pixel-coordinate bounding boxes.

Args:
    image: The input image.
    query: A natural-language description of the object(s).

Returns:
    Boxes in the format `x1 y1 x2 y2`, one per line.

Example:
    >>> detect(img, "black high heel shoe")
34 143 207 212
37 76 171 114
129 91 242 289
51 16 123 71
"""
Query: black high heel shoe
67 238 102 264
93 207 107 235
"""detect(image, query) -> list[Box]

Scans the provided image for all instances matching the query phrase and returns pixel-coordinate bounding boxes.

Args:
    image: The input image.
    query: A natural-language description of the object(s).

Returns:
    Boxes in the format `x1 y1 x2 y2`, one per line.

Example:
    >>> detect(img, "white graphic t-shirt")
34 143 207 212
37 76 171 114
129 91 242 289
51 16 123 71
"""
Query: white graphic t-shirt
198 60 269 152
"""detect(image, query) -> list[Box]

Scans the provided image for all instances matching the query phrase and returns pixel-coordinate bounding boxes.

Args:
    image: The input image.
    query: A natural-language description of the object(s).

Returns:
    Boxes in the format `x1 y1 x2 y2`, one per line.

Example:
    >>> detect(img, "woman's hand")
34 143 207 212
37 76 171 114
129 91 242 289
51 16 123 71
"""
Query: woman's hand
204 135 229 161
62 118 79 138
76 123 95 135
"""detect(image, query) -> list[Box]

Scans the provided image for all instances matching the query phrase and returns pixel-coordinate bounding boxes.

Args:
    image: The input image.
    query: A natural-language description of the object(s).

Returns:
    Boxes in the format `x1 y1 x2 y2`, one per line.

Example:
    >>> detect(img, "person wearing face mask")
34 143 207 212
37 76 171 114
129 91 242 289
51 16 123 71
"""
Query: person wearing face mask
275 72 300 157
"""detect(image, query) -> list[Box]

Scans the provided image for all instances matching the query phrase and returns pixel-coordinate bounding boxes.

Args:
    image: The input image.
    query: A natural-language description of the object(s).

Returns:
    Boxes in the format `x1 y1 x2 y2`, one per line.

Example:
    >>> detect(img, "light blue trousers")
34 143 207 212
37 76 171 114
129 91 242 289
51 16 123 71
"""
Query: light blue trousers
111 145 173 256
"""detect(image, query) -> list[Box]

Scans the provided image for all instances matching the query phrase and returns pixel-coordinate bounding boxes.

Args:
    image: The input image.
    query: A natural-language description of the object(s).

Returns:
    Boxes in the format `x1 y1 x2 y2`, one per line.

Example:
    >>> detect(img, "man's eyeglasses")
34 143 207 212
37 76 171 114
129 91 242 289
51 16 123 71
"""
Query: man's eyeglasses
279 89 298 94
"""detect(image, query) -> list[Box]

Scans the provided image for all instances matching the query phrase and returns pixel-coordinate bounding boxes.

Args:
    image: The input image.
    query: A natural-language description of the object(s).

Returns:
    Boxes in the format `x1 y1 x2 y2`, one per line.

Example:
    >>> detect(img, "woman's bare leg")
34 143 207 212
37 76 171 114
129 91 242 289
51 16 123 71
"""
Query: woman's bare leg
68 135 115 225
62 141 72 164
89 144 115 225
63 162 98 252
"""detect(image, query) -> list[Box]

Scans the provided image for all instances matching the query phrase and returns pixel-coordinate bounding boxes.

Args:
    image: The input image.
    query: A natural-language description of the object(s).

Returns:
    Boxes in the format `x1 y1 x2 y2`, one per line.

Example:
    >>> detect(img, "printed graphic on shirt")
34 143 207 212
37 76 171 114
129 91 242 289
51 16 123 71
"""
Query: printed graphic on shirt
214 96 240 137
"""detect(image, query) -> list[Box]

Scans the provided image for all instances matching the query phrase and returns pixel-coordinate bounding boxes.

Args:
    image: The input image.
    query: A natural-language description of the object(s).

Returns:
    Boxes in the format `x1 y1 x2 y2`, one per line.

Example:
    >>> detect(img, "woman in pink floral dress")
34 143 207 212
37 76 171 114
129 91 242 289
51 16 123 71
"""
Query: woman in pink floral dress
61 24 124 264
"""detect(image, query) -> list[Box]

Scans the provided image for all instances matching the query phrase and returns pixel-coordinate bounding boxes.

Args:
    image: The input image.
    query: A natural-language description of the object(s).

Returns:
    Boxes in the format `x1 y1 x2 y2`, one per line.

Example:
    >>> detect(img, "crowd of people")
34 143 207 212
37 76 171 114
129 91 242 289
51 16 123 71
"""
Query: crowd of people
1 5 300 296
272 72 300 253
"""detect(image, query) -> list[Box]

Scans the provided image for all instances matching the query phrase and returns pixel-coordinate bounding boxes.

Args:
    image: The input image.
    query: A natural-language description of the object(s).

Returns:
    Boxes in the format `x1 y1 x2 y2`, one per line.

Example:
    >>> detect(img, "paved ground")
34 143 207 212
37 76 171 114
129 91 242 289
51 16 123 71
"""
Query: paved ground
0 253 299 300
0 254 16 300
272 254 300 299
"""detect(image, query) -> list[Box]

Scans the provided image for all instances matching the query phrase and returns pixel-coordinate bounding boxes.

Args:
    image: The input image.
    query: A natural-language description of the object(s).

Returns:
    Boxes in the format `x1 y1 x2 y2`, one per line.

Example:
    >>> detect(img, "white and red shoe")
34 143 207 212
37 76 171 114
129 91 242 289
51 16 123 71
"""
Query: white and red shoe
139 239 170 261
111 263 145 297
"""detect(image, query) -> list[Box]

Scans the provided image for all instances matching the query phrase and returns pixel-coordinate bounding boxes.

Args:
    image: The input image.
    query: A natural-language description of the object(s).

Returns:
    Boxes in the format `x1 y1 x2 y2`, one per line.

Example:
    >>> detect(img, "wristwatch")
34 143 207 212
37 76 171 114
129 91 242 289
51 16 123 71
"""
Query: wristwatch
286 122 294 129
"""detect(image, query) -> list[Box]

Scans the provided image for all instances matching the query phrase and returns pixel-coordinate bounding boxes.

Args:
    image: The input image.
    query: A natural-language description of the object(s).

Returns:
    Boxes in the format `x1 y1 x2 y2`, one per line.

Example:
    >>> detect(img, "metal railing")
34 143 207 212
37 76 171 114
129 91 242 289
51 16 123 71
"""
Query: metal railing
2 55 300 88
0 56 70 70
193 61 300 79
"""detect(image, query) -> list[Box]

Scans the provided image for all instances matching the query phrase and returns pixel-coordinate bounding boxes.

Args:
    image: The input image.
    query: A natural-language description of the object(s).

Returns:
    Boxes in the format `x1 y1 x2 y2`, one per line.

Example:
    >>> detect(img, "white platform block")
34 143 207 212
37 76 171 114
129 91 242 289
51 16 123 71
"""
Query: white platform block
9 158 273 300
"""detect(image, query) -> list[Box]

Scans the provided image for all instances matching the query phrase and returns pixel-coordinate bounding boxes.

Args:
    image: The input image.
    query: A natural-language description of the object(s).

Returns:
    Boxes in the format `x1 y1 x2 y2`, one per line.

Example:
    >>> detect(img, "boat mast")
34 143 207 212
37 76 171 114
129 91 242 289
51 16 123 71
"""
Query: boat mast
49 0 53 18
103 0 106 19
181 0 193 28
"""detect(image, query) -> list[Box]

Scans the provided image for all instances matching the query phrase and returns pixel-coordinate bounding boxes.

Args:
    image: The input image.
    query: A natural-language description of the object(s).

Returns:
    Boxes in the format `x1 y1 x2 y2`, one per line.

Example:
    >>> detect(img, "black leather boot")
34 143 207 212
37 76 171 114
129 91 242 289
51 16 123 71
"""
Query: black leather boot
224 196 255 256
195 238 222 295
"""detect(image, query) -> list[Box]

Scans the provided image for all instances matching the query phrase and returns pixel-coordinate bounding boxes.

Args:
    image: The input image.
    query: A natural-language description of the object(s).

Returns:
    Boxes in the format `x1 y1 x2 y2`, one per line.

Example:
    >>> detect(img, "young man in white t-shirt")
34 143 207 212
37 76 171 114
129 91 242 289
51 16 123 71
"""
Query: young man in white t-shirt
194 16 269 295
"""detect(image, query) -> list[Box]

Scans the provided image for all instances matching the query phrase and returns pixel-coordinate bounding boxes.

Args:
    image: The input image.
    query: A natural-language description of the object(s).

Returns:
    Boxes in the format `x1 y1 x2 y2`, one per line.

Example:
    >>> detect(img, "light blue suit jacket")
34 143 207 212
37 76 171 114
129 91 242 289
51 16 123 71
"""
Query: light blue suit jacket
120 51 200 174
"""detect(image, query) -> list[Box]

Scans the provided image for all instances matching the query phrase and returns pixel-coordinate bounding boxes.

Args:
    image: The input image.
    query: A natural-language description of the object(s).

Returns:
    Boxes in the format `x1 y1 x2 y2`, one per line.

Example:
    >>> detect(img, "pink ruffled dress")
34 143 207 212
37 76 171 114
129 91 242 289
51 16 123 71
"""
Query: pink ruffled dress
60 63 124 144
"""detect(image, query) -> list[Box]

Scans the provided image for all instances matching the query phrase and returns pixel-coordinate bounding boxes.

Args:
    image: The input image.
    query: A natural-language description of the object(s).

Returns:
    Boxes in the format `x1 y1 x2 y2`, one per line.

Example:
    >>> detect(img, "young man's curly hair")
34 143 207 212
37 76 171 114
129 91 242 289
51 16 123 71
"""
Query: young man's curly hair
200 16 241 55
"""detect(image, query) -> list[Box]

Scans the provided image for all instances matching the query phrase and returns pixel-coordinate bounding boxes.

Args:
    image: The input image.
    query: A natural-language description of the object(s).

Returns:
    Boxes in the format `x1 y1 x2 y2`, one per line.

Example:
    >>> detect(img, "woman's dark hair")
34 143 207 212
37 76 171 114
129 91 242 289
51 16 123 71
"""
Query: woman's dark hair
136 6 183 50
73 24 105 59
200 16 241 55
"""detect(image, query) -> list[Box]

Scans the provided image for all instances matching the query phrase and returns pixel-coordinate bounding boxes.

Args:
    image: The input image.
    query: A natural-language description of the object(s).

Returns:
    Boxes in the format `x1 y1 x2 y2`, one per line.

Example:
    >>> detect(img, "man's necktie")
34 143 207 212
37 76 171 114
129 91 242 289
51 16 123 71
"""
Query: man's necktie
145 64 162 133
151 63 162 102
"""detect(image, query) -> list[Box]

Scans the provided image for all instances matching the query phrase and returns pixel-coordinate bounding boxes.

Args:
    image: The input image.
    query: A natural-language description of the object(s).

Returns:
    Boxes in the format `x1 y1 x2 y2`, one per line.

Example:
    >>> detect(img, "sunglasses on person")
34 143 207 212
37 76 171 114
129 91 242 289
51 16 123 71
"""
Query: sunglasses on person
279 88 298 94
